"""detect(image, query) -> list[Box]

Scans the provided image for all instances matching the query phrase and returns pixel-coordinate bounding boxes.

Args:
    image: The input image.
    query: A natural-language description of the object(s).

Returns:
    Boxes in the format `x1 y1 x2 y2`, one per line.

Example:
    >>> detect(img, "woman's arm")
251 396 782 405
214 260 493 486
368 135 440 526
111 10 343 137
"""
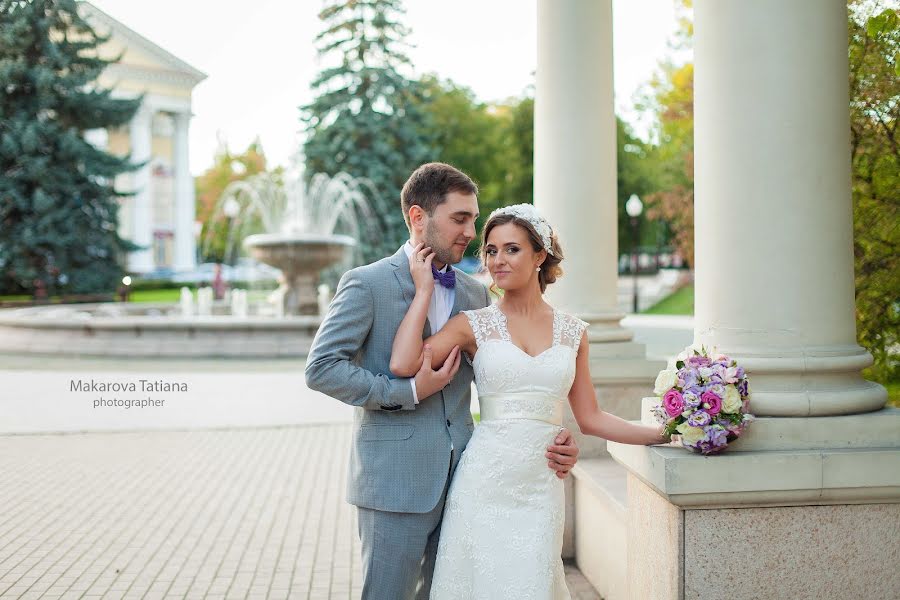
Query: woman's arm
391 313 475 377
389 243 476 377
568 331 670 445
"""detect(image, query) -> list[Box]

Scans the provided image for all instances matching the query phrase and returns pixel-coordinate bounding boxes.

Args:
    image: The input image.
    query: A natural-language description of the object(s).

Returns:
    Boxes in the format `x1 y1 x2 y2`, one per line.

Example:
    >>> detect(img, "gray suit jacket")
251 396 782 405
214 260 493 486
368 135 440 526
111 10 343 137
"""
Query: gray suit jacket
305 245 491 514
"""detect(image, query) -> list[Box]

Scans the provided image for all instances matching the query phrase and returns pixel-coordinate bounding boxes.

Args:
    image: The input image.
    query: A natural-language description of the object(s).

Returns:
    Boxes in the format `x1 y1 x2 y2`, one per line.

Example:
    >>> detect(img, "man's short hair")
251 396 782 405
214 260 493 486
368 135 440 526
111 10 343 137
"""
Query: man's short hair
400 163 478 227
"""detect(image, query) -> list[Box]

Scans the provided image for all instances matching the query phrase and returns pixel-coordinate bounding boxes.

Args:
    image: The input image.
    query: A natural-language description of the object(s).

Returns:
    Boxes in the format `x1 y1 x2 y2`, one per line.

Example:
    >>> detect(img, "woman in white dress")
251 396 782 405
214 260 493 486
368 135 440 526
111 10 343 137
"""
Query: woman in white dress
390 204 669 599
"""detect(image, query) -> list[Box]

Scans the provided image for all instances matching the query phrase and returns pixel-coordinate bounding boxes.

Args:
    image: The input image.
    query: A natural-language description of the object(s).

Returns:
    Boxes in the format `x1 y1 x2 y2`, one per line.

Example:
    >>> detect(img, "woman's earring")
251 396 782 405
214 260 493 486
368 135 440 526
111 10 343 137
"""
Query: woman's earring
535 267 541 272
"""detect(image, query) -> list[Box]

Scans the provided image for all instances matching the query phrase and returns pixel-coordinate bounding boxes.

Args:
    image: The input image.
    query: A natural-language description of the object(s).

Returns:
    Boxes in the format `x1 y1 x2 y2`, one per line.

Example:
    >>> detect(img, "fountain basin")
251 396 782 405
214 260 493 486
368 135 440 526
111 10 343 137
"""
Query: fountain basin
0 303 321 358
243 232 355 316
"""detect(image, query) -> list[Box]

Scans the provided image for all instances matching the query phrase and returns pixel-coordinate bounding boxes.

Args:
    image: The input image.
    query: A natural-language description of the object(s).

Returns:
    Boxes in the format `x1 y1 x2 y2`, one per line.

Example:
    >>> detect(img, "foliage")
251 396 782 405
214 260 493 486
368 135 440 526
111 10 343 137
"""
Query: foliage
194 139 272 263
413 76 537 247
849 3 899 381
637 0 695 267
0 0 141 296
301 0 434 263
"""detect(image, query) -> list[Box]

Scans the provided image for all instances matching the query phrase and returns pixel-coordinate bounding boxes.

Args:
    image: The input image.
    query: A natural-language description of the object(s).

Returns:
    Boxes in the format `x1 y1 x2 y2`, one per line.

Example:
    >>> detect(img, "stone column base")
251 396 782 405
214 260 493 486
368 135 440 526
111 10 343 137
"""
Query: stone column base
626 473 900 600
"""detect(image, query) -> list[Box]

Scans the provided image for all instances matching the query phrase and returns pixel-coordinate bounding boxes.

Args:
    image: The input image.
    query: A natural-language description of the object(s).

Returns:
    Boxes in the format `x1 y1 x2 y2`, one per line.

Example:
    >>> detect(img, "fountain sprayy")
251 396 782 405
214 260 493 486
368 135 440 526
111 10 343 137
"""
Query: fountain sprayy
206 164 385 315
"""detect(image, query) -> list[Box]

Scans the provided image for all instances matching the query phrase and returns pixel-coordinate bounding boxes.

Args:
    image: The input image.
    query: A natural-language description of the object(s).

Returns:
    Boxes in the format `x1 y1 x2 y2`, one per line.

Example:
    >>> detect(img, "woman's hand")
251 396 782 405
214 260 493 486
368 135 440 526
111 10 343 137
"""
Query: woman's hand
409 242 435 295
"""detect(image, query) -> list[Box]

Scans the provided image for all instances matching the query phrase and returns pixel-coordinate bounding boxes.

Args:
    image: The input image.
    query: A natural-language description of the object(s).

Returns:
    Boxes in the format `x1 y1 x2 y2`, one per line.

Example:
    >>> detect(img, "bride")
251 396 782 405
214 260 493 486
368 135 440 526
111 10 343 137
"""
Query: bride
390 204 669 599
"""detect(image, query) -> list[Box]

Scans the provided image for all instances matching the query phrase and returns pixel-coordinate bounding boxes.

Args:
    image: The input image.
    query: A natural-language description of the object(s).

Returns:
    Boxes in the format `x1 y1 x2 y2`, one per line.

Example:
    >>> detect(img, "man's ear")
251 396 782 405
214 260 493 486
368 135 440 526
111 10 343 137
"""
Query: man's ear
408 205 427 231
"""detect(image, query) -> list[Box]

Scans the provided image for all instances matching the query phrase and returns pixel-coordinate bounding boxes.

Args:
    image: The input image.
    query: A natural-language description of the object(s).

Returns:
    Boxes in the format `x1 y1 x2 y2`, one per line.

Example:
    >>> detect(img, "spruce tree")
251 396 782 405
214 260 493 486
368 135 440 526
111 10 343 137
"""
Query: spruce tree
0 0 141 297
301 0 433 262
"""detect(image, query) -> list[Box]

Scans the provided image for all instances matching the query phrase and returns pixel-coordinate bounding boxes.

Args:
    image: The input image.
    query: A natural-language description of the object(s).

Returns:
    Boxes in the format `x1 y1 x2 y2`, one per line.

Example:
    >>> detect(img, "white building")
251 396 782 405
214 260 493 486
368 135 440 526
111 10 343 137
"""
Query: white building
80 1 206 274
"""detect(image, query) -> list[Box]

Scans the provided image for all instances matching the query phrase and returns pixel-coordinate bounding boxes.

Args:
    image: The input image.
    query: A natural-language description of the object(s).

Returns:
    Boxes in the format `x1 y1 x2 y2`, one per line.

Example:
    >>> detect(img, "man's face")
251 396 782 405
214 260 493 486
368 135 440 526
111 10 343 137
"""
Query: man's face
421 191 479 267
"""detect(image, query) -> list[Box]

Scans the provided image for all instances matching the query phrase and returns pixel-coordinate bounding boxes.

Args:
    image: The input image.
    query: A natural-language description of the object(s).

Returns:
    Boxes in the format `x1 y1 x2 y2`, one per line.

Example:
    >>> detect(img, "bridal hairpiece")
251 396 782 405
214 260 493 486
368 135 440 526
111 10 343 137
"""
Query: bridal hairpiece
487 204 555 256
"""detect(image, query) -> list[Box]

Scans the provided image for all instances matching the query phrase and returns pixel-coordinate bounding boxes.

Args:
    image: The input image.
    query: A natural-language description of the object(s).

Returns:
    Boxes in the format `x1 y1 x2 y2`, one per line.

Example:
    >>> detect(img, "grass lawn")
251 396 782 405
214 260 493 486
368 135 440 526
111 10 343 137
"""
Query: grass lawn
642 284 694 315
129 288 183 303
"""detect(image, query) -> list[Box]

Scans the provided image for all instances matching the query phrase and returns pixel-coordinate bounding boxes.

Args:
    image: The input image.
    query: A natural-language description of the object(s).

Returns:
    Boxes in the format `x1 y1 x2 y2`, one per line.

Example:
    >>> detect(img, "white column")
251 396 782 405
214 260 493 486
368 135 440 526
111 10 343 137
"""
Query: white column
693 0 885 416
534 0 662 380
173 111 197 272
535 0 622 327
128 105 154 273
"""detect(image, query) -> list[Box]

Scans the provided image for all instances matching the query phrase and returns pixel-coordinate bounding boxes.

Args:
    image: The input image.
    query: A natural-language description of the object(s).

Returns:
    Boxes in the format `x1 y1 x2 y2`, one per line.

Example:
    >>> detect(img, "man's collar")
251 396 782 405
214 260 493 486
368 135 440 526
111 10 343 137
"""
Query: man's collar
404 240 449 273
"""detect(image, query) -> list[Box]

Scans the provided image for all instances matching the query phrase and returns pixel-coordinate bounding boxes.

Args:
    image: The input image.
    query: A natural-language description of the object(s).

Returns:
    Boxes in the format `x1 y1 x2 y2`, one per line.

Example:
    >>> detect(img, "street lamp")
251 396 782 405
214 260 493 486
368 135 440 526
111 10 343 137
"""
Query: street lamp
222 197 241 266
625 194 643 314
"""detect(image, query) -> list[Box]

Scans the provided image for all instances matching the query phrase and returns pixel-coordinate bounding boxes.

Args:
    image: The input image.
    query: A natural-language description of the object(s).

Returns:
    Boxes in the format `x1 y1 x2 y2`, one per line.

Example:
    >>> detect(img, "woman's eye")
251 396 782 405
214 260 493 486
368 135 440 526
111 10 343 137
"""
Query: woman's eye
507 247 519 254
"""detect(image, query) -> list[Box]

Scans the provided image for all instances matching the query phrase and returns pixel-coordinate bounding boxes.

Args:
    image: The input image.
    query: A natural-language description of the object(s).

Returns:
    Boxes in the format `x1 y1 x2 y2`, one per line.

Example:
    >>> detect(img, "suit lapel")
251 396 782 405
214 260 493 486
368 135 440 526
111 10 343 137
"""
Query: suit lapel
391 245 432 338
449 266 467 317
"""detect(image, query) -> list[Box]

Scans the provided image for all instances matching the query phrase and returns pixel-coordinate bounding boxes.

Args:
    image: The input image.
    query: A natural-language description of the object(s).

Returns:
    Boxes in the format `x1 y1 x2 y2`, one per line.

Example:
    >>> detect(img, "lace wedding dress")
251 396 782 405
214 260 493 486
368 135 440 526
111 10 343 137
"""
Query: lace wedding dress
430 303 588 600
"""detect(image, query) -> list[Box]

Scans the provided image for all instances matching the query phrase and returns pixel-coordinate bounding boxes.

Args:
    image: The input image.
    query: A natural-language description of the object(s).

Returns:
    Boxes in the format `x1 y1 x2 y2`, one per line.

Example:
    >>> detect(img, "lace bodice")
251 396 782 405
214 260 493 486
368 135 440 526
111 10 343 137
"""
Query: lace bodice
462 303 588 402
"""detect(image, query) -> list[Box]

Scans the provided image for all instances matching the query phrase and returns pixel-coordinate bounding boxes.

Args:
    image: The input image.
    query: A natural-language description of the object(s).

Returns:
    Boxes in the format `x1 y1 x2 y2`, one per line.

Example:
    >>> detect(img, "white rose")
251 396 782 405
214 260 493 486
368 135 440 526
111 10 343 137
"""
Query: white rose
676 422 706 445
654 369 679 395
723 385 742 413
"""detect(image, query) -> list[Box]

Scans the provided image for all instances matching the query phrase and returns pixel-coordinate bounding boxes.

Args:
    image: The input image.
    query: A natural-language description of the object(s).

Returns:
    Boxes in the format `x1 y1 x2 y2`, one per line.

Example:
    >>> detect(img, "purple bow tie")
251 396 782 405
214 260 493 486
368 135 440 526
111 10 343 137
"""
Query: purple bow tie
431 264 456 289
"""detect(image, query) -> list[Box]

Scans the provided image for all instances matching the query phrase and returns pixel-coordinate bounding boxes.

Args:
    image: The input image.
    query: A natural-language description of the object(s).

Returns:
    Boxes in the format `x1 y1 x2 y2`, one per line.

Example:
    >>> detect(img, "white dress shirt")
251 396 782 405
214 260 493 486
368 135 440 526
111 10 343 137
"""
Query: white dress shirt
403 241 455 403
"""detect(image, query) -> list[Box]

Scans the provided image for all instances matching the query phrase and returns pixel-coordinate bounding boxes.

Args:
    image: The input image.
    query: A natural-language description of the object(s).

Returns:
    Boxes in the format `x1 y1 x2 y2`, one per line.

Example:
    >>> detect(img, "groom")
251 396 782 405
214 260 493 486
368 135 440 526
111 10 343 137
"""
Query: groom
305 162 579 599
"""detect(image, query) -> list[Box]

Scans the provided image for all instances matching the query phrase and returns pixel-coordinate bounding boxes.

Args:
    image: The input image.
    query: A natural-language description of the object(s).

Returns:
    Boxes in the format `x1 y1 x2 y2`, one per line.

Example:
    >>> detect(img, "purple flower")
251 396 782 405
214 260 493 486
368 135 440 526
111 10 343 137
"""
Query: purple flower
683 391 701 408
687 411 711 427
683 371 700 389
738 379 749 398
694 425 729 454
687 355 712 368
663 389 685 417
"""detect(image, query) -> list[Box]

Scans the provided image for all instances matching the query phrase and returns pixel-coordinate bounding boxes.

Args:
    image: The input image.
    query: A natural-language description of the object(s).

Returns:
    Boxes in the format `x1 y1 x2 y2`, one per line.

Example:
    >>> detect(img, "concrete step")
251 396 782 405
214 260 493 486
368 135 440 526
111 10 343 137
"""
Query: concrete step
572 456 630 600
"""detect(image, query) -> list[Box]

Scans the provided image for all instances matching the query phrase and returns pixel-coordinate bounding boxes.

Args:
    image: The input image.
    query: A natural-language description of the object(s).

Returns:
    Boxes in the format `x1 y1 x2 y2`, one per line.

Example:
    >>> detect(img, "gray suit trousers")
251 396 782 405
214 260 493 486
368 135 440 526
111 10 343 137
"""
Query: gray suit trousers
356 459 452 600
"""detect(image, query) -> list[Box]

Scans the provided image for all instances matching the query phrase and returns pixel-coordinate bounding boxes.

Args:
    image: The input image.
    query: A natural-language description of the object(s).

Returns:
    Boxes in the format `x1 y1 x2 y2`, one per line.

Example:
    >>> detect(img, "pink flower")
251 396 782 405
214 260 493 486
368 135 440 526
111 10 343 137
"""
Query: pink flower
701 391 722 415
663 389 685 417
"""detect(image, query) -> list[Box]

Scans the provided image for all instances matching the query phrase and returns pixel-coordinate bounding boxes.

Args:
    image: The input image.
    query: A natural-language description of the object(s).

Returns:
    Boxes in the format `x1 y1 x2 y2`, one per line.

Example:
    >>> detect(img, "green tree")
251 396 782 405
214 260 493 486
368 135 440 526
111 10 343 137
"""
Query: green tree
617 117 662 256
301 0 433 262
849 4 899 381
414 76 521 233
637 0 695 268
0 0 141 296
195 140 271 263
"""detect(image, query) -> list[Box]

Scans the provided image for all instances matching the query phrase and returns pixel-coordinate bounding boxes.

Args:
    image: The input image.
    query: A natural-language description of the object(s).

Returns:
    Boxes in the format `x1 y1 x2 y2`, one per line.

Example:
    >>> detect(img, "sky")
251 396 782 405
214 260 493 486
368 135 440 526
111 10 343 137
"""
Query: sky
88 0 685 176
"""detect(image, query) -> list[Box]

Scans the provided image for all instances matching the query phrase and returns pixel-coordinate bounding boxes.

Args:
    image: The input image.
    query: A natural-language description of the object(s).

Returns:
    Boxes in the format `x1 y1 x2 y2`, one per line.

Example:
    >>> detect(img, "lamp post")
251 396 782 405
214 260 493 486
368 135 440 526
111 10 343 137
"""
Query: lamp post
625 194 643 314
222 197 241 266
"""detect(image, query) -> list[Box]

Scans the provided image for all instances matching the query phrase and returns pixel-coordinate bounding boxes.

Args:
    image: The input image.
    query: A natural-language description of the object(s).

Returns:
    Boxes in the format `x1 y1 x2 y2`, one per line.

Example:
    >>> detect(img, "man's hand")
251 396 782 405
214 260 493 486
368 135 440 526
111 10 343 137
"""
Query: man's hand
413 344 461 400
546 428 579 479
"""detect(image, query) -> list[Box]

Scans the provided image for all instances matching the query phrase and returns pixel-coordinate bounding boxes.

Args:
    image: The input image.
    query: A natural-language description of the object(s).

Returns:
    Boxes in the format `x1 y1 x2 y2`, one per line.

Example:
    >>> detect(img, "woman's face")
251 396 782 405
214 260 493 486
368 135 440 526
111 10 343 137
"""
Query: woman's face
483 222 545 291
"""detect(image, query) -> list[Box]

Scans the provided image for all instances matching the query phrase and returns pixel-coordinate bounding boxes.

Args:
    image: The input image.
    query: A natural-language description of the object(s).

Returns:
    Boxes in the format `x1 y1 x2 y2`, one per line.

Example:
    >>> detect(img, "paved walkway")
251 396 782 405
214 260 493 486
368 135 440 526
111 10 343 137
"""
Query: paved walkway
0 424 600 600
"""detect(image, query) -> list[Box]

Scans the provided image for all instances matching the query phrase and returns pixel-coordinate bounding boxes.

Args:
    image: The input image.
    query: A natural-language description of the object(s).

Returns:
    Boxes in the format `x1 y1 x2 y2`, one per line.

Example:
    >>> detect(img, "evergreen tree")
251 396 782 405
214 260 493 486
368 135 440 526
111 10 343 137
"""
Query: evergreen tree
0 0 141 297
301 0 433 262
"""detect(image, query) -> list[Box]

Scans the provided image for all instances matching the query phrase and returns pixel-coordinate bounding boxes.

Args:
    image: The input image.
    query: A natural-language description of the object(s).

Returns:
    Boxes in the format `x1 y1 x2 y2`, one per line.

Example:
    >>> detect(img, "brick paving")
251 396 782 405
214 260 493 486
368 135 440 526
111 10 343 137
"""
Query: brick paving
0 424 599 599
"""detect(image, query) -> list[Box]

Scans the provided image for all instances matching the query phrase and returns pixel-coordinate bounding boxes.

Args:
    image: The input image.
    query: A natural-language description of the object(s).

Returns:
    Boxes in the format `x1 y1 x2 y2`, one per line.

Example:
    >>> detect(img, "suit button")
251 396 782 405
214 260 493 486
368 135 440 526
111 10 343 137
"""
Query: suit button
446 419 451 427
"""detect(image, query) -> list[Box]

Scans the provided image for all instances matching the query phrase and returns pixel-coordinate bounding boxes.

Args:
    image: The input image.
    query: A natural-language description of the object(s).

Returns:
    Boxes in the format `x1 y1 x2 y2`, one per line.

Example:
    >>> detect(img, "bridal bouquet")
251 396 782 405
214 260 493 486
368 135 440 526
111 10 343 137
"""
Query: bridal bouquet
651 346 754 455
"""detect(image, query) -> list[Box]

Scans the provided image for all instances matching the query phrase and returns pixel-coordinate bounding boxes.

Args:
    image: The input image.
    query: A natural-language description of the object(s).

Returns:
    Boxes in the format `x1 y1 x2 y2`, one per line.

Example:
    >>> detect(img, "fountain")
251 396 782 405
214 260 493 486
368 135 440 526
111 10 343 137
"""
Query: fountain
211 166 380 316
0 166 386 357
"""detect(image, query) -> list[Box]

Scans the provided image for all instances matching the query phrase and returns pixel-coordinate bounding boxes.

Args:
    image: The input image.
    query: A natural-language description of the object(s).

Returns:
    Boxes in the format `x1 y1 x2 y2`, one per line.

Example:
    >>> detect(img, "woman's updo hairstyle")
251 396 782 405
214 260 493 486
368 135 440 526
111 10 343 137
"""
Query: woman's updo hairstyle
479 208 564 294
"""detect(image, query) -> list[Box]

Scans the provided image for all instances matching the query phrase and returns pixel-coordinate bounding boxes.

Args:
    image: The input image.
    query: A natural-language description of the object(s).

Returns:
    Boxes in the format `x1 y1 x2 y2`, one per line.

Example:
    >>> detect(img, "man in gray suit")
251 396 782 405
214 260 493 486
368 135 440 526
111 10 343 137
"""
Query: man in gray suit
305 163 579 599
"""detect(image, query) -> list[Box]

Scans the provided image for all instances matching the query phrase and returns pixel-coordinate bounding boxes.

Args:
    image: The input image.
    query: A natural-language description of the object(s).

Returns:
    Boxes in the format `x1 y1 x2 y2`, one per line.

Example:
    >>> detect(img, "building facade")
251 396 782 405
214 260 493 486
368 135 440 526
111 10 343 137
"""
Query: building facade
80 2 206 274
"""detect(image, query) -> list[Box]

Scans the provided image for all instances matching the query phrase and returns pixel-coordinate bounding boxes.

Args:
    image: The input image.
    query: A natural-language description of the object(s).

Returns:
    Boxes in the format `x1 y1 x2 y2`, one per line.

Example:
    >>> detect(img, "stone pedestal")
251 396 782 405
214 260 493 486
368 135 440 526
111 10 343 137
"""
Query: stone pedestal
623 473 900 600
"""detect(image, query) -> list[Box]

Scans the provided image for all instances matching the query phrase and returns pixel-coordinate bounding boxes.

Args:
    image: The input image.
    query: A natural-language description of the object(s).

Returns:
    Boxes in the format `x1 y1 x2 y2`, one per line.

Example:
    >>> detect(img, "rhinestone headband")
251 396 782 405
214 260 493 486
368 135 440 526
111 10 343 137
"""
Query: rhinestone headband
487 203 554 256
